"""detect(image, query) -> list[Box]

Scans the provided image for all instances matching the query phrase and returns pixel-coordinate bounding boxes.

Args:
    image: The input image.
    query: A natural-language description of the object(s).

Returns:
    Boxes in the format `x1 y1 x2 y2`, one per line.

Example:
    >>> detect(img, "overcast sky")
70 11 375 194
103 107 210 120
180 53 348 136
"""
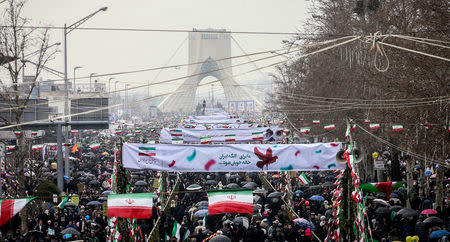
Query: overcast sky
21 0 311 101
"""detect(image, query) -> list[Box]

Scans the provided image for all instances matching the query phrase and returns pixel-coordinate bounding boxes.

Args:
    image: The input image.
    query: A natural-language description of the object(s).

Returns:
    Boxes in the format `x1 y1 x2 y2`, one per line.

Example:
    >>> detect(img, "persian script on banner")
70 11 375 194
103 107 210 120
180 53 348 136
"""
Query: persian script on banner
122 143 344 172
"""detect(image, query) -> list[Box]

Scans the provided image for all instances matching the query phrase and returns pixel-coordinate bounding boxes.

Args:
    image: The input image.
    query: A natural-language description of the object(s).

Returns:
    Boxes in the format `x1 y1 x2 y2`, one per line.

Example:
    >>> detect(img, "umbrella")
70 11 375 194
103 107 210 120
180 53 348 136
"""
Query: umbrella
102 190 111 195
421 209 438 215
294 218 316 230
429 230 449 239
390 205 403 212
205 180 217 185
373 199 389 206
240 181 248 186
210 235 231 242
295 190 304 196
229 174 240 180
135 180 147 186
389 198 401 204
321 182 333 187
25 230 44 238
254 188 267 194
267 192 283 198
390 193 399 198
423 216 443 225
186 184 202 191
89 180 100 185
232 217 249 228
376 207 391 215
196 201 208 207
98 197 107 201
64 202 77 207
61 227 81 235
194 209 208 218
87 201 102 206
86 152 95 157
243 182 257 189
226 183 240 189
309 195 325 201
397 208 419 218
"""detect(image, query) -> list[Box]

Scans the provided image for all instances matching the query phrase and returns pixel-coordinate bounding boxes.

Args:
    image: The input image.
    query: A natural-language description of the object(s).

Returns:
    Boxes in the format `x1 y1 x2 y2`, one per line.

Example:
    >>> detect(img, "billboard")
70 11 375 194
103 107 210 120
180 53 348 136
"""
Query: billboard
70 98 109 129
0 99 49 125
228 100 254 113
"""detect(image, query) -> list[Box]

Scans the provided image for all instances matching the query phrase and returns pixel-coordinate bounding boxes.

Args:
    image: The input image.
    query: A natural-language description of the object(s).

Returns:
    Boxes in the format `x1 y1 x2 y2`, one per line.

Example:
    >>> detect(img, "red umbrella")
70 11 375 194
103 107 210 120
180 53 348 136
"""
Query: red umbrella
421 209 438 215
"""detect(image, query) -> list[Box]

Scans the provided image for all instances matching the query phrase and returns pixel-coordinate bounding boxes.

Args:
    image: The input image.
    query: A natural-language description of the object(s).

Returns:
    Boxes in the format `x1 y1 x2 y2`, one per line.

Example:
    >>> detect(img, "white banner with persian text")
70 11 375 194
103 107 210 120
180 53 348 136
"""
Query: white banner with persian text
160 127 284 143
122 143 344 172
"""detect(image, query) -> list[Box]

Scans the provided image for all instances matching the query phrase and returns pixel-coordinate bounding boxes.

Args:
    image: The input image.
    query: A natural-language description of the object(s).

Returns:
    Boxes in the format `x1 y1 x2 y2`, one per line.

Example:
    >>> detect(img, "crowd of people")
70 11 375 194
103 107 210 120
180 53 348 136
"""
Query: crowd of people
0 113 448 242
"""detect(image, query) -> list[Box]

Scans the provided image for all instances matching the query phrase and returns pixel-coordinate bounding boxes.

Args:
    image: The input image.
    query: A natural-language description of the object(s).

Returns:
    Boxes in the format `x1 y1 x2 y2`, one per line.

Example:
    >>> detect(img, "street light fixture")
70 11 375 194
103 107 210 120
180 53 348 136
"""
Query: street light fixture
108 77 115 93
73 66 82 94
89 73 97 92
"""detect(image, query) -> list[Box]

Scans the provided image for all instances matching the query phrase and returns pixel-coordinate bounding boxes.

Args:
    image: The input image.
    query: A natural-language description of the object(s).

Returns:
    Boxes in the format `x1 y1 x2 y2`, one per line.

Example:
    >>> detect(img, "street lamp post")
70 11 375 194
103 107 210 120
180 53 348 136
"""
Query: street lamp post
73 66 82 94
108 77 115 93
61 7 107 191
89 73 97 92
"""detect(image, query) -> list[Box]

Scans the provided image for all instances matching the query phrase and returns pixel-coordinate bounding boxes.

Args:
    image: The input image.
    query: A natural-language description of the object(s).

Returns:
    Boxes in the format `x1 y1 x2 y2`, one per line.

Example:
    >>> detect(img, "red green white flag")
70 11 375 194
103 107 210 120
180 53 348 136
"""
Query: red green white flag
13 130 22 136
89 143 101 150
31 130 38 136
172 138 183 144
107 193 153 219
252 132 263 140
445 124 450 133
359 182 403 198
369 123 380 130
200 136 212 144
170 129 182 137
92 130 99 135
138 147 156 156
300 127 310 134
135 128 142 134
324 124 335 131
312 120 320 124
115 129 122 135
225 134 236 142
32 144 44 151
0 197 35 226
71 130 79 134
392 124 403 131
207 189 253 215
297 172 310 185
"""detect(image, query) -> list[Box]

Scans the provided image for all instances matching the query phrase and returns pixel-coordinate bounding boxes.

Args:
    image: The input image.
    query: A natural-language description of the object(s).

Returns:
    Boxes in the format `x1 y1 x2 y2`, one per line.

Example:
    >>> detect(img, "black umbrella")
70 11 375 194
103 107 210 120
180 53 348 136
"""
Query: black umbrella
390 205 403 212
397 208 419 218
226 183 240 189
233 217 249 228
229 174 240 180
210 235 231 242
206 180 217 185
376 207 391 215
254 204 262 211
268 192 283 198
135 180 147 186
61 227 81 235
423 216 443 225
89 180 100 185
254 188 267 194
64 202 77 207
98 197 107 201
87 201 102 206
240 181 248 186
25 230 44 238
244 182 257 188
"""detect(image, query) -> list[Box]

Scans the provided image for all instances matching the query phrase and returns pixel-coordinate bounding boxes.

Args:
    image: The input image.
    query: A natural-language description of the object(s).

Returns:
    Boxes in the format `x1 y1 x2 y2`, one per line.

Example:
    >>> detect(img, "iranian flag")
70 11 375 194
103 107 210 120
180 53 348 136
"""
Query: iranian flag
51 130 56 135
252 132 263 140
135 128 142 134
57 196 70 210
170 129 182 137
13 130 22 136
138 147 156 156
107 193 153 219
0 197 35 226
225 134 236 142
207 189 253 215
92 130 99 135
297 172 310 185
312 120 320 124
283 129 290 135
32 144 44 151
392 124 404 131
359 182 403 198
6 145 15 151
300 127 310 134
369 123 380 130
71 130 79 134
200 136 212 144
324 124 336 131
31 130 38 136
89 143 101 150
115 129 122 135
172 139 183 144
445 124 450 133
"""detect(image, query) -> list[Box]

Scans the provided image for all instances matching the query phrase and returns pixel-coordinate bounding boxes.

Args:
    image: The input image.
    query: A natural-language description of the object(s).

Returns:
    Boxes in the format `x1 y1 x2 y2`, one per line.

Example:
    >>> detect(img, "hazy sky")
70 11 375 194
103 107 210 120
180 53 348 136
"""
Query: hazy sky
20 0 311 101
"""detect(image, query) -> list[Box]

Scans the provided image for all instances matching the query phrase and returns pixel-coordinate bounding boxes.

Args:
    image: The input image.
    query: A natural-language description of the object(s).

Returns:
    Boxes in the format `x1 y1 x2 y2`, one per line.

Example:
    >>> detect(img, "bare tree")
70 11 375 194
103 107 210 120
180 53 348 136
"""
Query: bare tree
0 0 57 233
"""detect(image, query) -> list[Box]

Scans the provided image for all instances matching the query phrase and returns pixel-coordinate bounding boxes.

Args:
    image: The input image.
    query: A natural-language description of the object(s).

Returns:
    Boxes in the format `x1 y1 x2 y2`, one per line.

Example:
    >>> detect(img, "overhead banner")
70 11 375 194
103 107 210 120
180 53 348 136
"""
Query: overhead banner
177 123 259 129
160 127 284 143
122 143 344 172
